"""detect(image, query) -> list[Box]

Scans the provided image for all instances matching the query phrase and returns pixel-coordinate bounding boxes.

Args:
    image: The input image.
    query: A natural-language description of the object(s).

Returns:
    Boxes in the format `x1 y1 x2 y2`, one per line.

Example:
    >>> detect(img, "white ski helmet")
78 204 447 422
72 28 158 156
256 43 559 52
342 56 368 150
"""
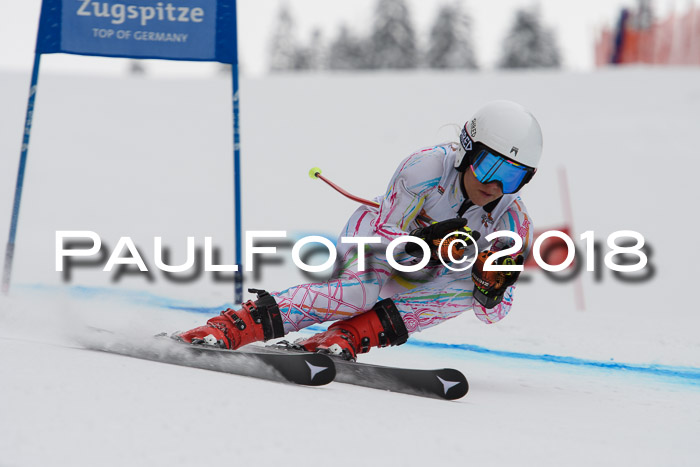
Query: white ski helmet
455 100 543 178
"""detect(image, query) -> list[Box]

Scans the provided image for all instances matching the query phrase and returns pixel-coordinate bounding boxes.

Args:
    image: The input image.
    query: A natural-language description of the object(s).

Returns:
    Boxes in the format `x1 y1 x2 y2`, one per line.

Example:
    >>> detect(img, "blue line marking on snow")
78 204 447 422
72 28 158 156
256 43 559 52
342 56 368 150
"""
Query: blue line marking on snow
290 232 337 243
17 283 229 315
300 325 700 384
16 283 700 384
408 340 700 383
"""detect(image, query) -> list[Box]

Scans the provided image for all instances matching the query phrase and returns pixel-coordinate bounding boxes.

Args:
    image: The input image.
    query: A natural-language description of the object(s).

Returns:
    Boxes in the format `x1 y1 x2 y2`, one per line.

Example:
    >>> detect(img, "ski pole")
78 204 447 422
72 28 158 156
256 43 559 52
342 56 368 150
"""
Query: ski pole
308 167 438 226
308 167 380 208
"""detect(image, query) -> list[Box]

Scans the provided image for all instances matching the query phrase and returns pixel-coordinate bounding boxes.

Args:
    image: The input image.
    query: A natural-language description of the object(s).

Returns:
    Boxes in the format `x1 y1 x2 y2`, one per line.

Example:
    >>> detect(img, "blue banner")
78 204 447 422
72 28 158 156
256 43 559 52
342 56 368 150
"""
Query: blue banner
36 0 237 64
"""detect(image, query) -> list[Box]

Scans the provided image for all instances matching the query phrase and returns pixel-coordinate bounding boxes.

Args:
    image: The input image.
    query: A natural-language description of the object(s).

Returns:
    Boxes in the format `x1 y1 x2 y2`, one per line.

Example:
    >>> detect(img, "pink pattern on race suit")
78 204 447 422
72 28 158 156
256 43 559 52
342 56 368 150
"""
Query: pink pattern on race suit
518 217 531 243
273 266 391 333
375 192 401 240
472 287 515 324
352 211 369 236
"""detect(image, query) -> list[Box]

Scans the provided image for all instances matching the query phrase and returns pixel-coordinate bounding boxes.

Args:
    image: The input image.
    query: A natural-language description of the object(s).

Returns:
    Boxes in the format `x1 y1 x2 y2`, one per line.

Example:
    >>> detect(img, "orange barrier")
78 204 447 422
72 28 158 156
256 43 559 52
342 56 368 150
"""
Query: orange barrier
595 7 700 66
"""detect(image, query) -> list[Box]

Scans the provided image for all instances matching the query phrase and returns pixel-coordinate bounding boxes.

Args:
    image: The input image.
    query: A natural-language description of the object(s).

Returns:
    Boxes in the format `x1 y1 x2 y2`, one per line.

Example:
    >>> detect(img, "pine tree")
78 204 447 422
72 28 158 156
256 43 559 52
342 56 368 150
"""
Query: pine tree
499 8 561 69
368 0 418 69
306 28 327 71
328 24 368 70
268 4 299 72
427 2 478 69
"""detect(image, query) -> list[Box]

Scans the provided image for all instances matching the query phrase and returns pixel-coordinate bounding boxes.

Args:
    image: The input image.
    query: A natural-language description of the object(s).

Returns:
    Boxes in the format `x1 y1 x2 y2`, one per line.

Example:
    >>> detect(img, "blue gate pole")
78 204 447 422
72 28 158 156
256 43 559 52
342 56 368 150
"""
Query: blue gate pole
2 53 42 295
232 61 243 305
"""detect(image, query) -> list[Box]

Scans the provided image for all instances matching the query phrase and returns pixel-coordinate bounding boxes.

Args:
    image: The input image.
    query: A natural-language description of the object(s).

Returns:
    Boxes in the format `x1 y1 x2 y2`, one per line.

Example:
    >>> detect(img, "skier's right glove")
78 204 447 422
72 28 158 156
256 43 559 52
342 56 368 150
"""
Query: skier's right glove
472 250 524 309
405 218 478 261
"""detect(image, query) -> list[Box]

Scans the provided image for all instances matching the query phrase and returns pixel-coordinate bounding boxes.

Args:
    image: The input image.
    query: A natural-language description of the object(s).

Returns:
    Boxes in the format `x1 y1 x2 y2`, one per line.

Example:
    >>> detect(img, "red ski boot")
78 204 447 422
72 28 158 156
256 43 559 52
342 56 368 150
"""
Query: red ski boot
176 289 285 349
296 299 408 361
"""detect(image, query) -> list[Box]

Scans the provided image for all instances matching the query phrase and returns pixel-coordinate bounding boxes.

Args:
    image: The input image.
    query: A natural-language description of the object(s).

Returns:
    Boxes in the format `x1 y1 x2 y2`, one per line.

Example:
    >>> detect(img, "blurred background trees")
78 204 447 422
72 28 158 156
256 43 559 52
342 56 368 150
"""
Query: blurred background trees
268 0 560 73
426 2 478 69
368 0 419 69
499 7 561 69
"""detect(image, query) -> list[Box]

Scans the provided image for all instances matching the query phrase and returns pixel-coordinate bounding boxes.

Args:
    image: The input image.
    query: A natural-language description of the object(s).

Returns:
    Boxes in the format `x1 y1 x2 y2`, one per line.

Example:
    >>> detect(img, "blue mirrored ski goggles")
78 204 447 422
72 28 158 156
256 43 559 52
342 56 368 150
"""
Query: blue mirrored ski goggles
470 149 535 194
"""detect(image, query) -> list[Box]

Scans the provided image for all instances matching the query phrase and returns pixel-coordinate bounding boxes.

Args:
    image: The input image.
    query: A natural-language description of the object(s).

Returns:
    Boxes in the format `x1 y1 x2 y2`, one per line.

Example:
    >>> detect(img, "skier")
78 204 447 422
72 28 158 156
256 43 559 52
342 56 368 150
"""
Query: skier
176 100 542 361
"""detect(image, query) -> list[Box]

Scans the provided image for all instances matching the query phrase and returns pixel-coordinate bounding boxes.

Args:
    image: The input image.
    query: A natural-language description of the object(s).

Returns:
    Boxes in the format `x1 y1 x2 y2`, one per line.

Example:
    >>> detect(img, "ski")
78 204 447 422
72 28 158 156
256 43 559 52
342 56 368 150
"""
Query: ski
263 343 469 400
80 333 336 386
332 358 468 400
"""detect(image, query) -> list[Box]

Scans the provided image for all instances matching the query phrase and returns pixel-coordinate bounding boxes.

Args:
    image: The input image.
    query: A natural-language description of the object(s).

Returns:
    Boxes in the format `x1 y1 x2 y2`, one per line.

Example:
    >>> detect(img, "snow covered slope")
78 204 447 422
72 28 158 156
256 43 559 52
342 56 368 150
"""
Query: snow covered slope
1 68 699 466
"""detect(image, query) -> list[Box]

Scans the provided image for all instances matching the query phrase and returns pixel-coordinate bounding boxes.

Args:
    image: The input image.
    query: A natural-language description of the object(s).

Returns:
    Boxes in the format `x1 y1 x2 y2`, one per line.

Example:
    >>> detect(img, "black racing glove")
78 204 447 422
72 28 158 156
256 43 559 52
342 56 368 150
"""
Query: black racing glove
472 250 524 309
405 218 480 261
